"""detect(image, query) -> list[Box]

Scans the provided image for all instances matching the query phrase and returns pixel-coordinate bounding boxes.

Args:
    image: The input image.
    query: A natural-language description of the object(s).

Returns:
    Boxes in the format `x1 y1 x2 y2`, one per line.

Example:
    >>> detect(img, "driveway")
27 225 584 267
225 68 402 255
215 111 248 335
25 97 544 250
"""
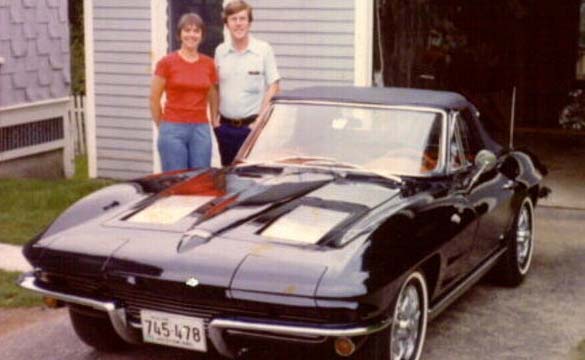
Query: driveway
1 206 584 360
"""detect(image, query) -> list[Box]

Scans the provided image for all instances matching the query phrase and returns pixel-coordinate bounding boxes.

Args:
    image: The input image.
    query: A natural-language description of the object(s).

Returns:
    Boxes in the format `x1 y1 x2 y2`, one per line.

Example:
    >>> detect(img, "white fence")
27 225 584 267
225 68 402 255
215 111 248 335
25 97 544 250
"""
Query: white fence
0 97 74 177
67 94 86 155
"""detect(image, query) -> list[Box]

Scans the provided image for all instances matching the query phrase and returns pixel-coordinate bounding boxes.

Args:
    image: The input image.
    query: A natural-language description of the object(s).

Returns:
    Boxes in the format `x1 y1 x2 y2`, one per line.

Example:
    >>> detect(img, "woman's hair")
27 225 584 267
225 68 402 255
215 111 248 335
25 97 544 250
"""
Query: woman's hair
176 13 206 40
222 0 253 24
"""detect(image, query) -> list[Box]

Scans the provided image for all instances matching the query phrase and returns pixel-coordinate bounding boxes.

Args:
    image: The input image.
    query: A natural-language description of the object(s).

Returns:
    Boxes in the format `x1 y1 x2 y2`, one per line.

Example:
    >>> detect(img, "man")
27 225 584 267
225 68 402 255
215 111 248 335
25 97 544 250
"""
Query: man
214 0 281 166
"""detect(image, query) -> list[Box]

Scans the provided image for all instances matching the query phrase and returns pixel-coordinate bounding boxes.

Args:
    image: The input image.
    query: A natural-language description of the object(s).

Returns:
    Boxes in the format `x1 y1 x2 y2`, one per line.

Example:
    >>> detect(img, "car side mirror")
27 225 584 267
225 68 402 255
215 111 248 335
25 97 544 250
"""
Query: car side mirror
474 149 497 171
466 149 497 191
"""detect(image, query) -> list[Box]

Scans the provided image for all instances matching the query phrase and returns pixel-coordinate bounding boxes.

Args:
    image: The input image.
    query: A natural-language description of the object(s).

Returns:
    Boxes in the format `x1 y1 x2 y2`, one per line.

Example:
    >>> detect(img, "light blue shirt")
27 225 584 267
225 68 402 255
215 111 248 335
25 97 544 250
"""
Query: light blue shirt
215 36 281 119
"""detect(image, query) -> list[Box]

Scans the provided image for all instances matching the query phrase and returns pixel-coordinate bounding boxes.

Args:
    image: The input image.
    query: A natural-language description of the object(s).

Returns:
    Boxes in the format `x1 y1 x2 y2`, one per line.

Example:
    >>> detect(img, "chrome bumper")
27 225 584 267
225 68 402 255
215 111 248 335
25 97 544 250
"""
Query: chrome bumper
18 273 390 358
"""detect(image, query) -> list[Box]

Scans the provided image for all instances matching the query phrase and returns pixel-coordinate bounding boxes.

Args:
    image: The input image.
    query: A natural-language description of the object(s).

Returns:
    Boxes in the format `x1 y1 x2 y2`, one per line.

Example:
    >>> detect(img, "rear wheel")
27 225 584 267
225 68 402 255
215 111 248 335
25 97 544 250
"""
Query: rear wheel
491 197 535 286
350 271 428 360
69 306 128 352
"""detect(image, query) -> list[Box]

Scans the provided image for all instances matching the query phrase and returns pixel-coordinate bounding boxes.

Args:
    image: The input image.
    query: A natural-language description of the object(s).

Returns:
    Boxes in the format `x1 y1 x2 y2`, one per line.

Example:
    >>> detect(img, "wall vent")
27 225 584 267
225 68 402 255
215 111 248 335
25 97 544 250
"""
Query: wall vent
0 117 63 152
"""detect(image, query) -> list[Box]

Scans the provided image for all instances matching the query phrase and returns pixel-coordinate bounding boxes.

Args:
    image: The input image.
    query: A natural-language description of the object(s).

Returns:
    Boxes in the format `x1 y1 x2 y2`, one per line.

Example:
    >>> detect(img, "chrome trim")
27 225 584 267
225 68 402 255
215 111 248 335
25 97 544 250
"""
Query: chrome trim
274 100 447 114
208 317 391 359
18 273 114 312
211 317 390 338
18 273 141 344
428 248 506 320
225 329 326 344
19 272 390 359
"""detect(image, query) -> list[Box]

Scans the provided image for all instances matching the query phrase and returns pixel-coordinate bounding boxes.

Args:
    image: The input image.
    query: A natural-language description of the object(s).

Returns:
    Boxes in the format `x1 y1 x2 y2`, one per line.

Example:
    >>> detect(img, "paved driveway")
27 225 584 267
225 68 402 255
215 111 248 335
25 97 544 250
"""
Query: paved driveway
422 206 585 360
1 206 584 360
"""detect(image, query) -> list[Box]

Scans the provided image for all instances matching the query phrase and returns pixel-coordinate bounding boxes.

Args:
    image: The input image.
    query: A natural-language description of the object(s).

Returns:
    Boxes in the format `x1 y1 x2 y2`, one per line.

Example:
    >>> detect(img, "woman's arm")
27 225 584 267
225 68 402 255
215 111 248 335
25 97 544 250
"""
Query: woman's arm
208 84 219 128
150 75 166 127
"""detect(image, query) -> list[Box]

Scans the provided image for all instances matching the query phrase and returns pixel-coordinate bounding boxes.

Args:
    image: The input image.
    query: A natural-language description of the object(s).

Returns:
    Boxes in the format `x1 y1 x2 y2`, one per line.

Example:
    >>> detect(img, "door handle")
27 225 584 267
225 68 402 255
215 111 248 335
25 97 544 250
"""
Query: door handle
502 180 516 190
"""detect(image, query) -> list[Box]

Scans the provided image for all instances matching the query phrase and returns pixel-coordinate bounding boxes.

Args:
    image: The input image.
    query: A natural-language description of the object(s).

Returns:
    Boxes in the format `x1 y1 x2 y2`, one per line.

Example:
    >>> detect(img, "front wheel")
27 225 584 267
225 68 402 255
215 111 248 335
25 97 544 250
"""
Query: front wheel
491 197 535 286
350 271 428 360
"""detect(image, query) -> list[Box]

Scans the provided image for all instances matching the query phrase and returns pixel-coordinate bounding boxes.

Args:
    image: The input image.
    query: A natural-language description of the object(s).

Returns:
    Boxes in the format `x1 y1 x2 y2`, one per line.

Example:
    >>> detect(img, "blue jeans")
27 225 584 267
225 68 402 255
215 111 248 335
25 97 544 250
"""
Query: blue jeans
158 121 212 171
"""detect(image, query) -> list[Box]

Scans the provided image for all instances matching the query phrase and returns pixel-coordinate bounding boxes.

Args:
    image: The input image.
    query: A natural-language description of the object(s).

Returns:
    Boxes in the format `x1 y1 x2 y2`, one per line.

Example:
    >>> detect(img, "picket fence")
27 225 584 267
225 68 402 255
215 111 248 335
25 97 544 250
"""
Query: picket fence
68 94 86 155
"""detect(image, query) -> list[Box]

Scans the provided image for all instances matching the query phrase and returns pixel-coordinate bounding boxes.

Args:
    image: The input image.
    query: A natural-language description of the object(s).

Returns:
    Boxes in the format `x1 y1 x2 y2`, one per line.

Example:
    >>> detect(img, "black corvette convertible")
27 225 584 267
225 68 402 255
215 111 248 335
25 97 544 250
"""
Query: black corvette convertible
19 87 548 359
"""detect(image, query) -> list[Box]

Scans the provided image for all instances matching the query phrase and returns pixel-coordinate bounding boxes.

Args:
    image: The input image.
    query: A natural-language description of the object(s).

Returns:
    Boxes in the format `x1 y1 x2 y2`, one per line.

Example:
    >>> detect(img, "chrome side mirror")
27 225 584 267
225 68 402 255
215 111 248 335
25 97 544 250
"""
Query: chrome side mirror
474 149 497 171
466 149 497 191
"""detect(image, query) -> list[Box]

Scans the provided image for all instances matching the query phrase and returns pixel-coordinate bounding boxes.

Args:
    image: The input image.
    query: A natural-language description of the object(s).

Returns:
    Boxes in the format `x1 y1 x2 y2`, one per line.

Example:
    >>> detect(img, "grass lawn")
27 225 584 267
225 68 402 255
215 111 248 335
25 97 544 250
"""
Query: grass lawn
0 270 43 307
0 157 114 246
576 340 585 360
0 157 115 308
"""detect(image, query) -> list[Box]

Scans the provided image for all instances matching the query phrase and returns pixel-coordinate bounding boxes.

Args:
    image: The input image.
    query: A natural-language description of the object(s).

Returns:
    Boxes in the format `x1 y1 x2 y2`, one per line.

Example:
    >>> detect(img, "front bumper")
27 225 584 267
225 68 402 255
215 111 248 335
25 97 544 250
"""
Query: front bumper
18 273 390 358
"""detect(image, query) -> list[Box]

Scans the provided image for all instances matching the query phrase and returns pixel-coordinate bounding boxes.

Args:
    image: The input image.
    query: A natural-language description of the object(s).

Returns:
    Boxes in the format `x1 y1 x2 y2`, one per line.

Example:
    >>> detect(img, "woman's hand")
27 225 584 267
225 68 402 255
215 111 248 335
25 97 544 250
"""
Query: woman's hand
150 75 166 126
208 85 220 128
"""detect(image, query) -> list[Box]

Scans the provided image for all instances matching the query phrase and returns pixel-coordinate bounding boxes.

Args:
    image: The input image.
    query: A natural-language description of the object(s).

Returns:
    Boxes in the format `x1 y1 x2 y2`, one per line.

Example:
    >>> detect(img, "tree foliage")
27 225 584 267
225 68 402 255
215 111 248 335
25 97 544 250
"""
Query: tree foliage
376 0 529 92
69 0 85 95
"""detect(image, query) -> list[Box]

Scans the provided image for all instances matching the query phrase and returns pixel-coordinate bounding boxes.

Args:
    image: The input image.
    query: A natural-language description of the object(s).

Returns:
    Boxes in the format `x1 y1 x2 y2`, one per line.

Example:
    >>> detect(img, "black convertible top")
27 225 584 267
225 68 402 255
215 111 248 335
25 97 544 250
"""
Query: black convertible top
274 86 470 110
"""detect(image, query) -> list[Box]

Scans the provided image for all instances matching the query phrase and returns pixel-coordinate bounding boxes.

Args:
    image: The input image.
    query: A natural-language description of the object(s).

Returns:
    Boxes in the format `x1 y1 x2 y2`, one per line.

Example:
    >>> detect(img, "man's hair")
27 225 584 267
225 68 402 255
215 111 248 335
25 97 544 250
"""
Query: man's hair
176 12 206 40
222 0 253 24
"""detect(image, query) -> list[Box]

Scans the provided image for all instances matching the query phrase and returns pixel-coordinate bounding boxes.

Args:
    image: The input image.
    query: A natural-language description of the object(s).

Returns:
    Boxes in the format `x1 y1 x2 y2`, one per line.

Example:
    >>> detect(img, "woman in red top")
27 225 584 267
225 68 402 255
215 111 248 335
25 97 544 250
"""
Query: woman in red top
150 13 219 171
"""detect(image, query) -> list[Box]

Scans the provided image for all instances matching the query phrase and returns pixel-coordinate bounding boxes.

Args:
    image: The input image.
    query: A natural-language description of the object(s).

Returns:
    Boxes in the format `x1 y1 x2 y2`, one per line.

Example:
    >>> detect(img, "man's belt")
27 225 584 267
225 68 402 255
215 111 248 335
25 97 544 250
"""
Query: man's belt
220 114 257 128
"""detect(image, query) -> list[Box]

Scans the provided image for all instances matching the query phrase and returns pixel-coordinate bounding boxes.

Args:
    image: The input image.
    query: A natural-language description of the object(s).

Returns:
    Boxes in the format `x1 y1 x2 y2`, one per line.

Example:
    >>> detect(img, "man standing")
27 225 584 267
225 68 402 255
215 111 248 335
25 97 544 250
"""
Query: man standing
214 0 281 166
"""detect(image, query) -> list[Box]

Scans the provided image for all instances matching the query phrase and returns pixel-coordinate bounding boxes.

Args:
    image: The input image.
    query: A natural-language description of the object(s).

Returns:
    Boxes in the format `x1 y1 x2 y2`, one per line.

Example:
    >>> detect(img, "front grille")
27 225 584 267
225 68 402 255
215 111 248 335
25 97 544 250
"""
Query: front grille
41 272 333 325
112 284 266 327
59 273 103 294
125 305 214 329
41 271 105 298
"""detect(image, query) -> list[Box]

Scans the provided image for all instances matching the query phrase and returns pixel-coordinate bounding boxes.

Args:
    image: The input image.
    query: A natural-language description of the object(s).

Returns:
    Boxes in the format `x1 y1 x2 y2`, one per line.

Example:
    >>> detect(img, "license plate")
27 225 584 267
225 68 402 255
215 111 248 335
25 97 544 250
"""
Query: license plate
140 309 207 352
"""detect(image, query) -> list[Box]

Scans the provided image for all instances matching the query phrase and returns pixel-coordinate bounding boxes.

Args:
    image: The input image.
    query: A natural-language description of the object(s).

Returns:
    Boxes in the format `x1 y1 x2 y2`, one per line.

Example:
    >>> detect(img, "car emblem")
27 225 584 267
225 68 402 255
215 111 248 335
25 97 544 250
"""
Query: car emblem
186 277 200 287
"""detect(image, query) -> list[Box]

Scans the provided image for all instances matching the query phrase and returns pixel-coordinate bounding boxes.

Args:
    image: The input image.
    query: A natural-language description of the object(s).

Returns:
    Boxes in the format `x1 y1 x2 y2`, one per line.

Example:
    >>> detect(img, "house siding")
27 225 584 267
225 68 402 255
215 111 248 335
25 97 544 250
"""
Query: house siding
88 0 359 179
0 0 70 107
0 0 72 178
91 1 153 179
251 0 355 90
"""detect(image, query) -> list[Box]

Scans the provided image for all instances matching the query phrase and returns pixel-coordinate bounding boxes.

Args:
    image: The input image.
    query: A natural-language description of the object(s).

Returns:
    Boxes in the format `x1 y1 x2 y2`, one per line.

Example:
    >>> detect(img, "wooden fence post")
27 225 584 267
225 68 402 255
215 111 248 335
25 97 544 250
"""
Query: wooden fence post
67 94 87 156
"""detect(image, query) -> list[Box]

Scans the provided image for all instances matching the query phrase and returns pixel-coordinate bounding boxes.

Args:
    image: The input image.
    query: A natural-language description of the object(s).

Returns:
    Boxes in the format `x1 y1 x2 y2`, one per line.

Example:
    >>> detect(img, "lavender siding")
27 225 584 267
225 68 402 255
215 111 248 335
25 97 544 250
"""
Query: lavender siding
0 0 70 107
87 0 358 179
91 1 153 179
251 0 355 90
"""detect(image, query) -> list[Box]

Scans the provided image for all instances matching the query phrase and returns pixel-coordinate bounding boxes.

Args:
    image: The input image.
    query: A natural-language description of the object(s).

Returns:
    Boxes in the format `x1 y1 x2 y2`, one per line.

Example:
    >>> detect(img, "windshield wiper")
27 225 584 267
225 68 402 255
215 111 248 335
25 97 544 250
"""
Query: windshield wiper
273 156 336 164
239 156 402 184
271 157 403 184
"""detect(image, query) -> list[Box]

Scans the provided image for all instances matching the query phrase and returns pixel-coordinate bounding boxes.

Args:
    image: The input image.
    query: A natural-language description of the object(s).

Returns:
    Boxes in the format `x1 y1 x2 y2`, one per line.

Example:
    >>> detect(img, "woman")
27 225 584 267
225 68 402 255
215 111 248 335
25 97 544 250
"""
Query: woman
150 13 219 171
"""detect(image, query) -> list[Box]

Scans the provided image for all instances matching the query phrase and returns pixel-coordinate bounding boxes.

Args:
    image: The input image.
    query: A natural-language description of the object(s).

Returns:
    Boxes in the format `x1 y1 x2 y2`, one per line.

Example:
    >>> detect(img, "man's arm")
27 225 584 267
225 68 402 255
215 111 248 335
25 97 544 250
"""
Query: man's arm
256 43 281 125
149 75 166 127
260 80 280 114
251 81 279 130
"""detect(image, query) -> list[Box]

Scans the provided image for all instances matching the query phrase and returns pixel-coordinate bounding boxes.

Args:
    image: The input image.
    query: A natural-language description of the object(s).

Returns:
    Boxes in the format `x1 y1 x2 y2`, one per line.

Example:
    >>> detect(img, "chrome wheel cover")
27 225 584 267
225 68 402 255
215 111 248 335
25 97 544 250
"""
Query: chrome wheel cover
390 273 428 360
516 199 534 274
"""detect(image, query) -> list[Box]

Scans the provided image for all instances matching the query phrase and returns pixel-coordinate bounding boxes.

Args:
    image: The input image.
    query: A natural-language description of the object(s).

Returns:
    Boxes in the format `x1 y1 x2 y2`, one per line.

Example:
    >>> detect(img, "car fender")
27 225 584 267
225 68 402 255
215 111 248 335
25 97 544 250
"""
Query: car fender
315 194 443 320
23 183 146 262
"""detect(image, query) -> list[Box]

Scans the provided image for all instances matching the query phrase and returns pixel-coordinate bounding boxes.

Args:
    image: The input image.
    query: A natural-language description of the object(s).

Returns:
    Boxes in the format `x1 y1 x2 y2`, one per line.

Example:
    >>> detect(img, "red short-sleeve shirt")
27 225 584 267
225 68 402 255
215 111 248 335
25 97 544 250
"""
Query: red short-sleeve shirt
155 52 218 123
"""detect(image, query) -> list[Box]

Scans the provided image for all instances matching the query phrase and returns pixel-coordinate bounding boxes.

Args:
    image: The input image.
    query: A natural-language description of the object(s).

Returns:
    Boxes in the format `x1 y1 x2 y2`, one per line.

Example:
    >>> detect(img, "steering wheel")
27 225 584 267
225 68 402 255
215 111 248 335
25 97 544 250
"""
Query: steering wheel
373 147 438 173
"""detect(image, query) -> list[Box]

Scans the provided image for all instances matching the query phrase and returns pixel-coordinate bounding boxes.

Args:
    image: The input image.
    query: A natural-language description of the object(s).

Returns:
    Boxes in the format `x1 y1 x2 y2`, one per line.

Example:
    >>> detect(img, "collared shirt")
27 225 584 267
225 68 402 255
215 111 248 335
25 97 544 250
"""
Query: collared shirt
215 36 280 119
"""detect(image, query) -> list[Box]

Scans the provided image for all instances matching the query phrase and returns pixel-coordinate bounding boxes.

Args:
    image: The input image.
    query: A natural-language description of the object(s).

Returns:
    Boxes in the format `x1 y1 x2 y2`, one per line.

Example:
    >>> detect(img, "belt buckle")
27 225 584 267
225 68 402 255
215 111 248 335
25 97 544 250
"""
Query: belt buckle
233 118 243 127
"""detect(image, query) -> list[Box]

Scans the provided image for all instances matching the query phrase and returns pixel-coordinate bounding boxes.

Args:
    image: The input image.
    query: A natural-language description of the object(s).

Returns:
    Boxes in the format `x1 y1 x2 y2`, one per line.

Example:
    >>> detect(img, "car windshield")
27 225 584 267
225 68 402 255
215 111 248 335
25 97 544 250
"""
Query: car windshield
243 103 444 177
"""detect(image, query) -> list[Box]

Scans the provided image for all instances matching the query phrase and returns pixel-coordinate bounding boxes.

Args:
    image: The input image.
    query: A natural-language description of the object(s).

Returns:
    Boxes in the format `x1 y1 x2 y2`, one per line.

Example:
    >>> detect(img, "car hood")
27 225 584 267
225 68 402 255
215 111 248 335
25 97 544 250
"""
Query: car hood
33 166 401 296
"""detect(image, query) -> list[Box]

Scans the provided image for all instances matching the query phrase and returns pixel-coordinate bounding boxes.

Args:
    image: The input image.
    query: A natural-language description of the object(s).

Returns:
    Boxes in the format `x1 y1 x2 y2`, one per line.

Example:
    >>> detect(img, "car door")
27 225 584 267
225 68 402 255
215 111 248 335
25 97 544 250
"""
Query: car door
457 109 516 268
435 113 480 291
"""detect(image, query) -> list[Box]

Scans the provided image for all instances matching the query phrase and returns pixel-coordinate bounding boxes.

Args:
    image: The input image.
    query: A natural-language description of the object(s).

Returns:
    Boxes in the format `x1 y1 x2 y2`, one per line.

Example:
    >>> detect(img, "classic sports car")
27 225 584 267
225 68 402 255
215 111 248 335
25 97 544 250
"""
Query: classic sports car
20 87 548 360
